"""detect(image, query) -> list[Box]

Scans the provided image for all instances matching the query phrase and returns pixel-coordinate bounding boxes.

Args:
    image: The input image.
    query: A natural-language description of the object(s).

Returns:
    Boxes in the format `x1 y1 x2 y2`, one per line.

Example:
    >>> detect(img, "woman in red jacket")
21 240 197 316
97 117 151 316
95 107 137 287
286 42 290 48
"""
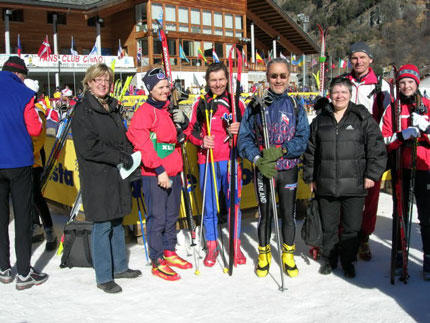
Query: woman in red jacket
127 68 191 281
380 64 430 280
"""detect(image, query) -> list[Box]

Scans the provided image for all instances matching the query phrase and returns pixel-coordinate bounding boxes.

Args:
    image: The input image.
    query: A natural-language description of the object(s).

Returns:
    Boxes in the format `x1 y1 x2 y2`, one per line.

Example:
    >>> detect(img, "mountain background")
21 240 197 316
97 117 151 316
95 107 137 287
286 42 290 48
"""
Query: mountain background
277 0 430 76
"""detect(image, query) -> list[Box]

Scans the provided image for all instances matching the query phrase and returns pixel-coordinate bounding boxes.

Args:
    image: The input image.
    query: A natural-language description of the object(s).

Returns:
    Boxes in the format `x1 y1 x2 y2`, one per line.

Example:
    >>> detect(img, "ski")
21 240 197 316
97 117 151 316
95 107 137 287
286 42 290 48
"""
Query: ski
389 65 409 284
317 24 328 96
227 45 243 275
255 88 285 291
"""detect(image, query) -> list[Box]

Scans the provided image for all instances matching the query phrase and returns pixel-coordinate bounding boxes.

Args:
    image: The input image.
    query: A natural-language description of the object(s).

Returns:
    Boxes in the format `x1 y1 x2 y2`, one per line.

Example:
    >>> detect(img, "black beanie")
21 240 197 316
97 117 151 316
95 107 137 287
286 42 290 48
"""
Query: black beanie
2 56 28 75
349 42 373 59
142 68 167 92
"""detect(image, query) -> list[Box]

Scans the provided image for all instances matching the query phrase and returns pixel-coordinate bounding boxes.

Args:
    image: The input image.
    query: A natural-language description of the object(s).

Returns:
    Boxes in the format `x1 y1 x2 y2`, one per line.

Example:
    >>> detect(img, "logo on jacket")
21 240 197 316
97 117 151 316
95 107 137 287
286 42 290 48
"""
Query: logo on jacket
346 125 354 130
281 113 290 125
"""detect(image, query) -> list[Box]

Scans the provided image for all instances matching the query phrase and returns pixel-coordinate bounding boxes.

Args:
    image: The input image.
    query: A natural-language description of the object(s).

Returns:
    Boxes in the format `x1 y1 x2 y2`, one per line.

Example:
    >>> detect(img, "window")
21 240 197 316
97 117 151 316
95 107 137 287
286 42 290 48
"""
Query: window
47 12 67 25
235 15 242 29
135 3 147 31
151 3 163 20
215 43 223 58
214 12 222 28
202 10 211 26
138 38 148 56
2 9 24 22
167 39 177 56
182 40 194 57
224 14 233 29
178 7 188 23
203 42 212 58
87 16 104 27
190 9 200 33
153 38 162 55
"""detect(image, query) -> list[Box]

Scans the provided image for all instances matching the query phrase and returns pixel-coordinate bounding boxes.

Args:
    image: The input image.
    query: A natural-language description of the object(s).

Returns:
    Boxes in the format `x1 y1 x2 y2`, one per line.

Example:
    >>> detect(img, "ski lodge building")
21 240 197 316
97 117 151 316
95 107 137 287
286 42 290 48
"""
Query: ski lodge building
0 0 319 94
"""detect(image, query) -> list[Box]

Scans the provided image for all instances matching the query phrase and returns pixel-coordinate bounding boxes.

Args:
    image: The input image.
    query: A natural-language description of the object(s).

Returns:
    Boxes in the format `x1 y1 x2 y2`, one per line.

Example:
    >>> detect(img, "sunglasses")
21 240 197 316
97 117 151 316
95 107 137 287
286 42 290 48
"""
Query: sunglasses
269 73 289 80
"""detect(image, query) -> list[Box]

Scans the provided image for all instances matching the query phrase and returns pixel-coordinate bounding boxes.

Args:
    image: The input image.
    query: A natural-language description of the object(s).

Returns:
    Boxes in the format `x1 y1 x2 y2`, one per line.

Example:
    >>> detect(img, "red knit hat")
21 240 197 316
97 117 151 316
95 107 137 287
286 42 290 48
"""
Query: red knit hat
397 64 420 85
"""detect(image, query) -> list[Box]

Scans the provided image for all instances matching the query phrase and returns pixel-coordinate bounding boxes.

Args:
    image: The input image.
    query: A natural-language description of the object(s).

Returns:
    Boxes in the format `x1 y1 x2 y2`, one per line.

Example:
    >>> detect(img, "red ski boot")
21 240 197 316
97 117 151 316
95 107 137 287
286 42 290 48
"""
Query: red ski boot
203 240 219 267
163 250 192 269
152 258 180 281
236 240 247 265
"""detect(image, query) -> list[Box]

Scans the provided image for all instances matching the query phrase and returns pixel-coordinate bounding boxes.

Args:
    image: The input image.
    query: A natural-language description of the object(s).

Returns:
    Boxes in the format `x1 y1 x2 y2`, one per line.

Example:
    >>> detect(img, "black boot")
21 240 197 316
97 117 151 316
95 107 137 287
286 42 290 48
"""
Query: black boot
342 262 356 278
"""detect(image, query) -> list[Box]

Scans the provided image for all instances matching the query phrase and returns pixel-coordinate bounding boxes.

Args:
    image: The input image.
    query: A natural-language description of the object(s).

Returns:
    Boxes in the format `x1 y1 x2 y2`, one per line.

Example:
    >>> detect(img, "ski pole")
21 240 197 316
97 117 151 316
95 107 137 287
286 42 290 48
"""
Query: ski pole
256 90 286 292
135 194 150 264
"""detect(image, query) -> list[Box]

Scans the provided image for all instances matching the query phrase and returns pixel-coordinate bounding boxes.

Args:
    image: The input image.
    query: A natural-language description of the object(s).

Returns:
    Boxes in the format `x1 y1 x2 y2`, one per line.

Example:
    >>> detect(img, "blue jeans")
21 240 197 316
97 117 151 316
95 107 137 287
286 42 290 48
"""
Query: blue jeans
199 160 242 241
91 218 127 284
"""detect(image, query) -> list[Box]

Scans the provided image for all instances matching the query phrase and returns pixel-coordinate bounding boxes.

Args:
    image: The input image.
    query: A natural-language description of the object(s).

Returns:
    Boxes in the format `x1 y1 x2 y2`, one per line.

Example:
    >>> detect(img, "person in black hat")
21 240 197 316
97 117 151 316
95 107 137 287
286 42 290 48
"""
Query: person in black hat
0 56 48 290
343 42 392 262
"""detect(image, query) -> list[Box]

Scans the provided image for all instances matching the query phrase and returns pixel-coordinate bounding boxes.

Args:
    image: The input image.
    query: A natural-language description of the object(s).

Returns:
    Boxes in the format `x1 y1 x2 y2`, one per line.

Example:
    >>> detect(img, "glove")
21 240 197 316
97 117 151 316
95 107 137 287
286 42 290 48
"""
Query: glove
256 158 277 179
131 179 142 198
262 147 284 162
401 127 420 140
172 109 185 124
411 112 430 132
120 152 133 170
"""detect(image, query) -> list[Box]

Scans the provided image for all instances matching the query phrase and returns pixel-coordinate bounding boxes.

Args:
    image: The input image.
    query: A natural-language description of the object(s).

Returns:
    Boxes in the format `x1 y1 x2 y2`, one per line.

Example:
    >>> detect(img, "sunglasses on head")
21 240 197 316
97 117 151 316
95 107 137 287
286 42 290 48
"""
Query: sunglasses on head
269 73 288 80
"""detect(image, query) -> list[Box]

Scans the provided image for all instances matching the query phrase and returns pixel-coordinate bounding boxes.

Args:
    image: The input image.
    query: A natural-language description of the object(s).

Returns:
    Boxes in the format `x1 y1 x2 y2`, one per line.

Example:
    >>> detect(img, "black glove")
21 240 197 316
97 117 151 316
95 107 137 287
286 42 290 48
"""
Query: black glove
131 179 142 198
120 152 133 170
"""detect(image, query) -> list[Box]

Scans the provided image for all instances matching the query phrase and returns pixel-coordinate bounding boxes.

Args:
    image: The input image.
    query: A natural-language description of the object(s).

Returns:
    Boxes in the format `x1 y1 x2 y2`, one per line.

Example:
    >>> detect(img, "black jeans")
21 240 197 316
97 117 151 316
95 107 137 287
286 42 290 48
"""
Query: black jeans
32 167 53 228
318 195 365 265
0 166 33 276
254 166 298 246
402 169 430 255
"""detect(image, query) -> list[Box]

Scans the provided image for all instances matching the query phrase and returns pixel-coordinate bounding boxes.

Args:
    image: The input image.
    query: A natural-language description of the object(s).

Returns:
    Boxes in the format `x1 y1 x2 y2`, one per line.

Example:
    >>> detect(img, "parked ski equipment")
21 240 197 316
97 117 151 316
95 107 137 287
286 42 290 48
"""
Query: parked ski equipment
255 87 285 292
227 45 243 275
389 65 409 284
317 25 328 96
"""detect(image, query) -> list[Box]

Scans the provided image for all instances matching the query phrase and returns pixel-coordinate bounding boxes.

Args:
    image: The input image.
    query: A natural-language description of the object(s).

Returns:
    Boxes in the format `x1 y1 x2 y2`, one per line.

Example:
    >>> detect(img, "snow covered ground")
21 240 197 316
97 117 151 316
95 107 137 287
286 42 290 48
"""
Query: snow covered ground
1 192 429 323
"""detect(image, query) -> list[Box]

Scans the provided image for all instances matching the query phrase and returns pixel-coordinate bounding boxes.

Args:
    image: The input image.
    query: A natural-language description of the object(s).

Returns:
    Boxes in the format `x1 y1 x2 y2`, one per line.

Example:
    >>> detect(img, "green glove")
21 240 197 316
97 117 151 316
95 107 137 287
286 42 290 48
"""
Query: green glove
263 147 284 162
256 158 277 179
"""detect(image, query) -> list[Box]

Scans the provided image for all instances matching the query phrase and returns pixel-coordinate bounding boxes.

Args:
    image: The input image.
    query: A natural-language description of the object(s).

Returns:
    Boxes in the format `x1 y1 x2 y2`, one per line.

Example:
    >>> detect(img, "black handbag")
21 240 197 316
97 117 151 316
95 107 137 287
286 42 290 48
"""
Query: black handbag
301 197 323 247
60 220 93 268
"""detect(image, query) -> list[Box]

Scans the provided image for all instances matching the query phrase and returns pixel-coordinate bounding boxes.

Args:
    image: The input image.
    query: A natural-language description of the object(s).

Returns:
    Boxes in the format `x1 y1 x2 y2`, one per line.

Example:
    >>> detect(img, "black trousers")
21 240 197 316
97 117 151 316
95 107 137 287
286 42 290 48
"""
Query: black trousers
318 195 365 265
254 166 298 246
32 167 53 228
0 166 33 276
402 169 430 255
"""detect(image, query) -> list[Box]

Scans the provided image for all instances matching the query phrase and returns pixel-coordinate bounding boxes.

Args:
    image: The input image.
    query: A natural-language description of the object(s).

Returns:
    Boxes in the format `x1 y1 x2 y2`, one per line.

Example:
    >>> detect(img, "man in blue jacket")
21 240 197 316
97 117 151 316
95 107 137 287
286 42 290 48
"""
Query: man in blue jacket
238 58 310 278
0 56 47 290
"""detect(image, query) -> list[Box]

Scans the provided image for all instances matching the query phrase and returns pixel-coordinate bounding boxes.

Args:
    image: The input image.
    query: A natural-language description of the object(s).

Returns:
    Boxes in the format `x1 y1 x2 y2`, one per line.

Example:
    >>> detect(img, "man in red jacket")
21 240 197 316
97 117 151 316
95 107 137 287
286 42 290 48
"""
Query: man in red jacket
344 42 392 261
0 56 47 290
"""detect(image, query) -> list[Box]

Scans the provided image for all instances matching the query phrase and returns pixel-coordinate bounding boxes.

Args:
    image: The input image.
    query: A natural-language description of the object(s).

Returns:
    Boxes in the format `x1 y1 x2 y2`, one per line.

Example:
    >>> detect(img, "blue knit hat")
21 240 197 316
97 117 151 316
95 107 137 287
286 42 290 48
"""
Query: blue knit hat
142 68 167 91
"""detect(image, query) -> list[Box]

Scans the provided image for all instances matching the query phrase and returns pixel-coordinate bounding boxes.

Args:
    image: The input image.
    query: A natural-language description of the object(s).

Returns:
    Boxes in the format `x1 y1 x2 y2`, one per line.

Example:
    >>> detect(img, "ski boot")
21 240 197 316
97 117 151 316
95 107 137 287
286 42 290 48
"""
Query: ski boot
342 262 356 278
152 258 180 281
256 245 271 278
423 254 430 281
32 224 44 243
45 227 57 251
163 250 192 269
203 240 219 267
358 235 372 261
235 240 247 265
282 244 299 278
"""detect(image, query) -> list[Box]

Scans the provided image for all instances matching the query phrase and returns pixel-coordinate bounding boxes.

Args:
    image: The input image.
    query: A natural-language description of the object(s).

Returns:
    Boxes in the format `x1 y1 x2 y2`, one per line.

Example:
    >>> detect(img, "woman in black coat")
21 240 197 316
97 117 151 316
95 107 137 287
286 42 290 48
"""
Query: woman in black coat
303 78 387 278
71 63 141 293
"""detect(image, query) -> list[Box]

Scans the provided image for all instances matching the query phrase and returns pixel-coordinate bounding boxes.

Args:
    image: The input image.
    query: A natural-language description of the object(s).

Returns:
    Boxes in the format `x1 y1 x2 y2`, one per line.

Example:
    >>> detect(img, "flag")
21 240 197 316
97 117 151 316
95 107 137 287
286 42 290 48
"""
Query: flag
137 41 142 64
292 56 303 66
156 10 163 41
17 34 21 57
179 44 189 63
340 59 347 69
37 35 51 59
70 36 78 56
311 58 318 66
256 51 264 64
212 48 220 63
197 47 207 63
89 41 98 56
268 49 273 62
193 73 200 87
242 49 248 67
117 39 124 59
111 59 116 75
280 52 288 62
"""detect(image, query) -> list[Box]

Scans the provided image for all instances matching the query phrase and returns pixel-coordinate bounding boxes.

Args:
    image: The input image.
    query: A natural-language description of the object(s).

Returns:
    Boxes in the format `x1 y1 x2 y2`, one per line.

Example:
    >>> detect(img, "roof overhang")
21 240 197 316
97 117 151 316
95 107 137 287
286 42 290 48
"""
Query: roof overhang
247 0 319 55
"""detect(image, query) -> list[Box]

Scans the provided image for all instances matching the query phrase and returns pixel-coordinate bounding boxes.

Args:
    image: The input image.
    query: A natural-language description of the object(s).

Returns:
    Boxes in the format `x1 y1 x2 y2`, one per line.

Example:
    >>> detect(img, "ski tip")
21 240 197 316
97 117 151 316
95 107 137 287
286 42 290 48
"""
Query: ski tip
194 270 200 275
223 267 228 274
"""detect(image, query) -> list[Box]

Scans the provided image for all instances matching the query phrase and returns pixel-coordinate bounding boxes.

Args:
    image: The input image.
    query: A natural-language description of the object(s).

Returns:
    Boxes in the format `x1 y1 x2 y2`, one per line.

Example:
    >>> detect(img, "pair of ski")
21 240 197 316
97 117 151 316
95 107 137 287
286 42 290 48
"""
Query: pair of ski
389 65 416 284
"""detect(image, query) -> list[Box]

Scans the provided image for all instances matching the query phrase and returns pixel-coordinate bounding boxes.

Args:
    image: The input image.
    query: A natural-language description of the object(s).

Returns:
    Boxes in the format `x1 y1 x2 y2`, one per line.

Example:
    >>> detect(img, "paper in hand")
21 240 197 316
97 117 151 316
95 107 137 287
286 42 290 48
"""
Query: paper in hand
119 151 142 180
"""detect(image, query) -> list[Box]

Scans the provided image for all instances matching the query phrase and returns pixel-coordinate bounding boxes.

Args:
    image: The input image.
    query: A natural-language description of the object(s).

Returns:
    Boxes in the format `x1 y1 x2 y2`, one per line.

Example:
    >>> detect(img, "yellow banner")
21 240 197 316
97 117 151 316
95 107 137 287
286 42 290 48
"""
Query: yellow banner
43 137 312 225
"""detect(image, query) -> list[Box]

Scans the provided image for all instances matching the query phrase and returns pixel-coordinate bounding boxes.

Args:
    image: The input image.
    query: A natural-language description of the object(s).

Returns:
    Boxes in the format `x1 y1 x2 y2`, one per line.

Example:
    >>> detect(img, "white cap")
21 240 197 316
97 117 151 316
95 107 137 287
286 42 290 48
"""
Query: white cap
61 88 73 97
24 79 39 93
